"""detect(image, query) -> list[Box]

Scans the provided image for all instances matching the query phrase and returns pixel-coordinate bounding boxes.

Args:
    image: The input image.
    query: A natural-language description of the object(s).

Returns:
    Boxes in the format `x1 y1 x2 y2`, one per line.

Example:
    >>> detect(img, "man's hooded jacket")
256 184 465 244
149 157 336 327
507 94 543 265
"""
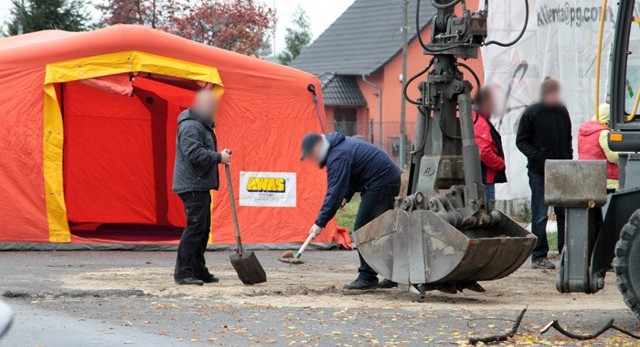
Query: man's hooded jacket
315 133 401 228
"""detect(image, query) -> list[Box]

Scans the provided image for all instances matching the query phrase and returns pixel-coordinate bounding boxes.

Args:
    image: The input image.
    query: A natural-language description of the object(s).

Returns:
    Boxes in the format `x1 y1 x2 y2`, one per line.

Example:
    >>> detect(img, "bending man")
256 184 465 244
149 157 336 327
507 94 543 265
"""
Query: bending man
301 132 402 290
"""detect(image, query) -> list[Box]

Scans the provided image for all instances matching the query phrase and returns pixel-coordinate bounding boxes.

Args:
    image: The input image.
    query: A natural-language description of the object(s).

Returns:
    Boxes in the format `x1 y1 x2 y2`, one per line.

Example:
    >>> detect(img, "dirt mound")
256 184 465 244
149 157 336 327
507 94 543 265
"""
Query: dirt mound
61 263 628 312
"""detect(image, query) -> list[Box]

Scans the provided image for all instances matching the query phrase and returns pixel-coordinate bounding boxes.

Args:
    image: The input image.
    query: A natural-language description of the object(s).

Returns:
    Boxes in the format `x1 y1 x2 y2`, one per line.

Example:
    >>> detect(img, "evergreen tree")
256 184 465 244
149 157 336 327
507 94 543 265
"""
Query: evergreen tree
278 7 311 65
4 0 89 35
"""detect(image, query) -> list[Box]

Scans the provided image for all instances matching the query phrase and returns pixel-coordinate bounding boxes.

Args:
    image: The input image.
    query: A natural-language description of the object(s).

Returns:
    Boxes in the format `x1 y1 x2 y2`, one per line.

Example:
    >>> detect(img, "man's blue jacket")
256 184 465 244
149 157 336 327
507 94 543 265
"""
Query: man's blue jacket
315 133 402 228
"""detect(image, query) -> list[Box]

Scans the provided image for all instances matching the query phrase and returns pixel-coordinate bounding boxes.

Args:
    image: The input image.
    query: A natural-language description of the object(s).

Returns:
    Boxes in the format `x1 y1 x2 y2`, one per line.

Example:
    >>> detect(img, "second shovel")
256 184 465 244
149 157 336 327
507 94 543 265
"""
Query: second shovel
225 164 266 285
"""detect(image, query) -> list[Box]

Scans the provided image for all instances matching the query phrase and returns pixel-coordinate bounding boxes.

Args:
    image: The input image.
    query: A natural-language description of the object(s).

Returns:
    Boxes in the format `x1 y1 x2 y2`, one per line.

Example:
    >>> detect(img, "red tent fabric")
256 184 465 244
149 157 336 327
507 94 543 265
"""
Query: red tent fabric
0 25 350 250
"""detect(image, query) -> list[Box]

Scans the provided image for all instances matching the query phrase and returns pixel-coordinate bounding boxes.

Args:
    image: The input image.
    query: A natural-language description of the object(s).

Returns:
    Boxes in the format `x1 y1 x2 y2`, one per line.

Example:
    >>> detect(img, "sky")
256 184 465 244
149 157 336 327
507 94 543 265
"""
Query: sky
260 0 353 54
0 0 354 54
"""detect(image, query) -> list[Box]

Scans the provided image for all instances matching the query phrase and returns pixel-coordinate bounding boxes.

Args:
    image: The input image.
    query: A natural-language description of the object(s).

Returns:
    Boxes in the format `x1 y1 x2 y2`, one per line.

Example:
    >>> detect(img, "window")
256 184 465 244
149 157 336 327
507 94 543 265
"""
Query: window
334 108 358 136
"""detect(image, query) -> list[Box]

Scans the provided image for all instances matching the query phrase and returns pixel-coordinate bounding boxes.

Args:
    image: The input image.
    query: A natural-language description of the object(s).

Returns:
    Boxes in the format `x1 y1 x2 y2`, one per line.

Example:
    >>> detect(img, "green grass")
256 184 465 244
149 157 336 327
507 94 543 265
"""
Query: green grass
335 194 360 231
547 231 558 251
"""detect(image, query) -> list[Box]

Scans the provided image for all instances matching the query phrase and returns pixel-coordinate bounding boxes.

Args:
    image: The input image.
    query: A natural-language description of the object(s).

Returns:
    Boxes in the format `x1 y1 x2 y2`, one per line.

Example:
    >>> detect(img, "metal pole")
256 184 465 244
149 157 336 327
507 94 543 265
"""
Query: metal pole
378 87 382 147
17 0 24 35
369 119 374 143
399 0 409 168
362 74 383 147
273 0 277 56
458 93 485 209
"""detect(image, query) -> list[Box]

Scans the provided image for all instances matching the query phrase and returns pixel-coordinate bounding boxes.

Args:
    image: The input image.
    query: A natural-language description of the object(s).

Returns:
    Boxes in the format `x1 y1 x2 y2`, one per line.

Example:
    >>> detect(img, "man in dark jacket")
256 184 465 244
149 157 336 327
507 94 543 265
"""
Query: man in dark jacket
516 77 572 269
172 89 231 286
301 132 402 290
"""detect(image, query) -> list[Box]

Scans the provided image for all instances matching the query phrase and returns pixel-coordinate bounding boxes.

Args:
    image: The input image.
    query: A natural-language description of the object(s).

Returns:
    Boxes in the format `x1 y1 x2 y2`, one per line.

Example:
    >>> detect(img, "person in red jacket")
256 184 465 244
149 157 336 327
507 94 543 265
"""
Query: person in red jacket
578 103 619 191
473 87 506 201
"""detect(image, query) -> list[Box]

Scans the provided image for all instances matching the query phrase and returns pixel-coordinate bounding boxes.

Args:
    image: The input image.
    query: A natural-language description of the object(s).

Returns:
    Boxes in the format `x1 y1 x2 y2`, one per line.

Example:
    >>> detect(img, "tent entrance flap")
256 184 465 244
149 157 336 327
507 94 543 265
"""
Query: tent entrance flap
43 51 223 243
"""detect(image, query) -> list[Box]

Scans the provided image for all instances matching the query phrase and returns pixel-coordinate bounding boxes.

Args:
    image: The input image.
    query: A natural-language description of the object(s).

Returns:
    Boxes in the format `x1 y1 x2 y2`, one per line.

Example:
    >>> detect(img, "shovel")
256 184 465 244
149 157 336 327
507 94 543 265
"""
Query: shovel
225 164 267 285
278 233 314 265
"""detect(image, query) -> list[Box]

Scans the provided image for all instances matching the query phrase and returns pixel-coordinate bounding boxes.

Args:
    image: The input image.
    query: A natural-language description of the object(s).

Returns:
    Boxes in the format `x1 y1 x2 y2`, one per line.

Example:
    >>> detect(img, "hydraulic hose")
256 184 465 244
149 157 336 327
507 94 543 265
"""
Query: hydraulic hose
416 0 430 51
410 106 431 154
484 0 529 47
438 101 462 140
431 0 462 10
595 0 607 123
457 62 481 93
404 59 434 105
540 319 640 340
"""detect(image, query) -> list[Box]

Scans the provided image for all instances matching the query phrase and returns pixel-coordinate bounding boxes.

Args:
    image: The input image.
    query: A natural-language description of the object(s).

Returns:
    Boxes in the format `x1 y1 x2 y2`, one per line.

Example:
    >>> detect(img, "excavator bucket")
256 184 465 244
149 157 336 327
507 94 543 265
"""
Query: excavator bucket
356 209 536 286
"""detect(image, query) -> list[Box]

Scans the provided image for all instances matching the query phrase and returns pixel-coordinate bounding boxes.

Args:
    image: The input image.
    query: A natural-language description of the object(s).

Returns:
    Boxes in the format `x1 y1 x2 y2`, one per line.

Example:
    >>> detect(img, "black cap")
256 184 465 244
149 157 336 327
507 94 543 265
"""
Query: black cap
300 133 323 161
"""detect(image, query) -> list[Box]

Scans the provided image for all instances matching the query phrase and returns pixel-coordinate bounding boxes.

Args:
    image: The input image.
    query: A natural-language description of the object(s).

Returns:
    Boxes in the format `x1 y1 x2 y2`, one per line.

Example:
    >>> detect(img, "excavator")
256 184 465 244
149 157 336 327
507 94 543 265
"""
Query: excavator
356 0 640 319
356 0 536 294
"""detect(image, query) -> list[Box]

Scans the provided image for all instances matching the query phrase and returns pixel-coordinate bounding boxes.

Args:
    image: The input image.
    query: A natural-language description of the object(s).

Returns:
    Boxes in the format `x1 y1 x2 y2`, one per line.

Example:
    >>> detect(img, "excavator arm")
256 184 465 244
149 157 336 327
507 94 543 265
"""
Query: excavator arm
356 0 536 293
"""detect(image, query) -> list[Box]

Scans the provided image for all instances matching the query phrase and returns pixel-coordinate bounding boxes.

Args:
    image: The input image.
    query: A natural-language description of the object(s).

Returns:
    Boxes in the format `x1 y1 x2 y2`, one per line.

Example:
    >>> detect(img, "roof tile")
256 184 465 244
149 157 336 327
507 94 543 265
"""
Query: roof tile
291 0 436 75
319 73 367 106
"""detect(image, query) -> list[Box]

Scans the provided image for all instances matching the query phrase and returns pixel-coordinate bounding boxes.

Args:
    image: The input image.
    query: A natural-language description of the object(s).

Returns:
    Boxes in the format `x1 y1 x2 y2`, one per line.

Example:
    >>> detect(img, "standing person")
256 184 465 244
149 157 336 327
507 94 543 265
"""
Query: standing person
473 87 506 201
300 132 402 290
578 103 619 191
172 89 232 286
516 76 573 270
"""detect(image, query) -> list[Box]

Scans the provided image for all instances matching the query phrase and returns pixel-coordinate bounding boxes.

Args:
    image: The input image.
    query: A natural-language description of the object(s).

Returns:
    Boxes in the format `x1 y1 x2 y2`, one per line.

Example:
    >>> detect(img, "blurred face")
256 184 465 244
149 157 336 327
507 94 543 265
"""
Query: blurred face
309 141 324 165
192 90 218 120
542 89 561 106
480 96 494 117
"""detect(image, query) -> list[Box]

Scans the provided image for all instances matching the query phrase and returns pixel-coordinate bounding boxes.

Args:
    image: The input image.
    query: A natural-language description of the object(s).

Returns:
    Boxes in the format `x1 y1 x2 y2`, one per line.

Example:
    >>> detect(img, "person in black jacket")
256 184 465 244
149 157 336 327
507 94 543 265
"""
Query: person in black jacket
172 89 231 286
301 132 402 290
516 77 572 270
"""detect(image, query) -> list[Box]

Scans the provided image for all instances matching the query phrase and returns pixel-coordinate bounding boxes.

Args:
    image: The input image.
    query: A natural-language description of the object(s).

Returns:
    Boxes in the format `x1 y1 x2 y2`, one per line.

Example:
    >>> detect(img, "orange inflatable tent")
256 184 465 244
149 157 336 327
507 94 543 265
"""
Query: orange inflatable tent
0 25 350 250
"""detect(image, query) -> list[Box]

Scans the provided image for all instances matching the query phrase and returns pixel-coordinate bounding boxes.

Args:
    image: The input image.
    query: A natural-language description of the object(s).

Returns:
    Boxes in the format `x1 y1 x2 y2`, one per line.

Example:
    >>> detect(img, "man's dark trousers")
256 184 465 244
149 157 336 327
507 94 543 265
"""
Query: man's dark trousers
528 171 565 261
175 191 212 280
354 181 401 282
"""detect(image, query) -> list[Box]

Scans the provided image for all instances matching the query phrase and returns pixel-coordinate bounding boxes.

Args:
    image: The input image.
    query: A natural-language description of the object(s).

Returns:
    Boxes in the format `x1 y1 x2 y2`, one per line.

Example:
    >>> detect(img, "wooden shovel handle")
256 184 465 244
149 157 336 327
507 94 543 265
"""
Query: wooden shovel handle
295 233 314 259
225 164 242 255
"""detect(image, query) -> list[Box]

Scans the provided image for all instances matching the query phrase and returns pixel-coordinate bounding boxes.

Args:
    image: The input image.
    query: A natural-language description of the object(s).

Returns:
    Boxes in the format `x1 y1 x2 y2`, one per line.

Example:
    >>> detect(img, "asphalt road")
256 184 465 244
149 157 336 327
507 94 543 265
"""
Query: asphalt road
0 251 639 346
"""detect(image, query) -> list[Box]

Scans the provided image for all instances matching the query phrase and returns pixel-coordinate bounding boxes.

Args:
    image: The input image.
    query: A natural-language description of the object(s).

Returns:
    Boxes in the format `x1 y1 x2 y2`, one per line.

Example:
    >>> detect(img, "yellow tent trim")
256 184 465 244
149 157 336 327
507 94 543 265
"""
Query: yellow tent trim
43 50 224 243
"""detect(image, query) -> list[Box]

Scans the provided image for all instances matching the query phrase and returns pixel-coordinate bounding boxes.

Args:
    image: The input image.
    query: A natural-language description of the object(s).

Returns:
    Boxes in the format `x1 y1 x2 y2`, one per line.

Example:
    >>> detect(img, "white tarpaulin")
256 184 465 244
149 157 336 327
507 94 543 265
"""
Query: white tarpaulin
239 171 297 207
482 0 618 199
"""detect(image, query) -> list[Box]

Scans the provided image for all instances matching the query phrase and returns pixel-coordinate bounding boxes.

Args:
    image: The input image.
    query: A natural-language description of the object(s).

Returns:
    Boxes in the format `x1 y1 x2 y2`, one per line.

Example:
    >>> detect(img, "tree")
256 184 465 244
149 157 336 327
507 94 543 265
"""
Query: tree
256 36 273 57
278 7 311 66
171 0 276 56
97 0 176 28
99 0 276 56
4 0 89 35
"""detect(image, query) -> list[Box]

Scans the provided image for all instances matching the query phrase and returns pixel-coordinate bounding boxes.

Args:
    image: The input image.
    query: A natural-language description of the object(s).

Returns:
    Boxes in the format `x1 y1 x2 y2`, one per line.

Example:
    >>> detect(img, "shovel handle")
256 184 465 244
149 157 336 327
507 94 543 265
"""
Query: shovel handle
295 233 314 259
225 164 243 255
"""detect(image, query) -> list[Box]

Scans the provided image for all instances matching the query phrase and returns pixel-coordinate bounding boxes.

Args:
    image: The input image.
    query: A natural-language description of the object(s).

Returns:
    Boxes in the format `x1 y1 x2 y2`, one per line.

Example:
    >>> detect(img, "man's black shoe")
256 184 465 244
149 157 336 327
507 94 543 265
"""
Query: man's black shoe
343 278 378 290
175 277 204 286
531 257 556 270
201 274 220 283
378 279 398 289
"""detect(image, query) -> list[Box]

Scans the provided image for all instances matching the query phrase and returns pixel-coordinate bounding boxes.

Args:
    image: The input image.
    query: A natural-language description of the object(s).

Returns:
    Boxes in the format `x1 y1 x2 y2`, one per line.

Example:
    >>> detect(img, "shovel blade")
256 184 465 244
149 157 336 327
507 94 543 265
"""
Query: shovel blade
230 251 267 285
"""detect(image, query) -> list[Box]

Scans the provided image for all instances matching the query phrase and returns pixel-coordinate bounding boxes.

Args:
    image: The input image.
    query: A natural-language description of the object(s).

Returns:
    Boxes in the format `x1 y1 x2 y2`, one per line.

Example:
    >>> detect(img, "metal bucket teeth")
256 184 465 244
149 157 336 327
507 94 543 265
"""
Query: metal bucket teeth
356 209 536 285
